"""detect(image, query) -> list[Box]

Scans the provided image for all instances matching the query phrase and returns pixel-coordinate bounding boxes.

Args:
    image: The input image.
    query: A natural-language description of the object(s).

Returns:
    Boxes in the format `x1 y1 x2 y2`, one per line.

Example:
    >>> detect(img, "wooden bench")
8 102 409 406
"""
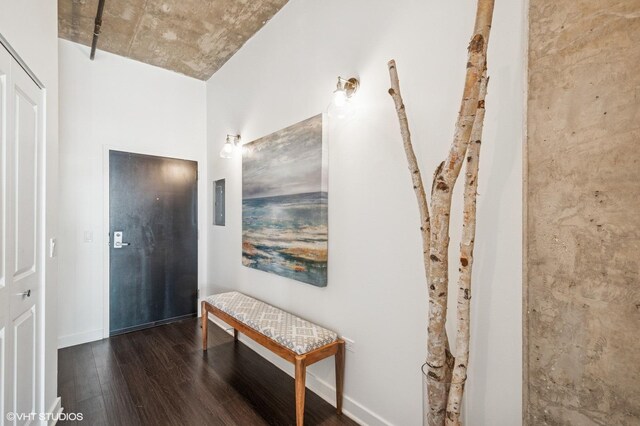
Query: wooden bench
201 292 345 426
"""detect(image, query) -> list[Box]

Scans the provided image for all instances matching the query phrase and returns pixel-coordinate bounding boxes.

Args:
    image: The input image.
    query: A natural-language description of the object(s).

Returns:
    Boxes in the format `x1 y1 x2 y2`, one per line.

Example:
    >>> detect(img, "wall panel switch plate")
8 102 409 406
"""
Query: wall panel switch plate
49 238 57 258
84 231 94 243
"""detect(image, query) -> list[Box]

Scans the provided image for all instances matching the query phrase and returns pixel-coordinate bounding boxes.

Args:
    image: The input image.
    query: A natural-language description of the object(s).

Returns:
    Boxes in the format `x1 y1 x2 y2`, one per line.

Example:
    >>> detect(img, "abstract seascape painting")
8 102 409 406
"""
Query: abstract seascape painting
242 114 328 287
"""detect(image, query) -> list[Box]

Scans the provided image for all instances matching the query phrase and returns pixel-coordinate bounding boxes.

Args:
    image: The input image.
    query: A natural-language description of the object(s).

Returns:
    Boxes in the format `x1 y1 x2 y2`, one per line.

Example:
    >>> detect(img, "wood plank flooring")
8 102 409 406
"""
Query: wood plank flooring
58 318 358 426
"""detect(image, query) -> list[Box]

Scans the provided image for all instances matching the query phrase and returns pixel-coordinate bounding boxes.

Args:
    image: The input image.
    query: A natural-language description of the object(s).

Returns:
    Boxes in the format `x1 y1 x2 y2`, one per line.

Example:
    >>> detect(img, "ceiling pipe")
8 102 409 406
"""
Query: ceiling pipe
90 0 106 60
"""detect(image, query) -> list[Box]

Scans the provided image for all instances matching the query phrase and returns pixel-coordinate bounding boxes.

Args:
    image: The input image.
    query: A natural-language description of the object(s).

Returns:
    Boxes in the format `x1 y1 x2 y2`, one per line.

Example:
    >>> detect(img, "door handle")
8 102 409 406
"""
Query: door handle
113 231 130 248
17 289 31 297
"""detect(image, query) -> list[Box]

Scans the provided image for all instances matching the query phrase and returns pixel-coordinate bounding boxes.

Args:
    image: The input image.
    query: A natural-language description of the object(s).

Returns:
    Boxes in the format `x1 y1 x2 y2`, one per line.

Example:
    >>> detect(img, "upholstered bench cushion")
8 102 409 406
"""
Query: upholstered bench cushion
205 291 338 355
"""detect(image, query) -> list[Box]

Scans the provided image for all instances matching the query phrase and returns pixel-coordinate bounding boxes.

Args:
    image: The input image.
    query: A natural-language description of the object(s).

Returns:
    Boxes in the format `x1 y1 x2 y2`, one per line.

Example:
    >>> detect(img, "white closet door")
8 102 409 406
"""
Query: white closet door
0 43 44 426
0 42 10 426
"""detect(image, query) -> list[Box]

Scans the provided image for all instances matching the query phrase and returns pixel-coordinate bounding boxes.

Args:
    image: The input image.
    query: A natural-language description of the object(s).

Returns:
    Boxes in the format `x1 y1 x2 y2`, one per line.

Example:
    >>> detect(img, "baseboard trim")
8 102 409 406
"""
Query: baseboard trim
207 314 393 426
57 329 103 349
305 374 393 426
46 397 63 426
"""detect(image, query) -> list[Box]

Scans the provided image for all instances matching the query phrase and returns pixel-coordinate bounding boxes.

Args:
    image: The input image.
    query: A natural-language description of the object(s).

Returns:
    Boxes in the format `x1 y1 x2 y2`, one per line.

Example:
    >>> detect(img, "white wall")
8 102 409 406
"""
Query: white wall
206 0 524 425
0 0 60 415
57 39 207 348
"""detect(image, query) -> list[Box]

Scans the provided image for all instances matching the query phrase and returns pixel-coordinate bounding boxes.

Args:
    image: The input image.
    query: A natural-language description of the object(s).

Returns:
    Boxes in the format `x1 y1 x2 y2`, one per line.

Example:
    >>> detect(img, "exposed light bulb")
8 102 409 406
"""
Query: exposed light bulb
328 77 358 119
220 140 235 158
333 88 348 107
329 89 353 119
220 134 241 159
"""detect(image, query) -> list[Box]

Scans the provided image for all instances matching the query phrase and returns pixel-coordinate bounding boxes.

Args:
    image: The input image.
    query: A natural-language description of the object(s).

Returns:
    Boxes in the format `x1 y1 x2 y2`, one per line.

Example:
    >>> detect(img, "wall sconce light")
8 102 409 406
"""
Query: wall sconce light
220 134 241 159
328 76 360 119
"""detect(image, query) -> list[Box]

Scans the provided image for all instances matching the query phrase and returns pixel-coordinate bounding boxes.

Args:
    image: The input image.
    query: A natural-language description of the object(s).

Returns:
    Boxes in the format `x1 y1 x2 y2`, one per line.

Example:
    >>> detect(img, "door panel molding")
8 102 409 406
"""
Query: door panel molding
0 326 5 425
12 87 38 280
12 306 35 420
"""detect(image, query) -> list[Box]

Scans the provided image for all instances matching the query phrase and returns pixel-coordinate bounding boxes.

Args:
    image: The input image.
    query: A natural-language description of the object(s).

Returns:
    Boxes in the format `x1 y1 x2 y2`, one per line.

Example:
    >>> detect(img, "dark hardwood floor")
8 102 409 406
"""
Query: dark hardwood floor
58 318 357 426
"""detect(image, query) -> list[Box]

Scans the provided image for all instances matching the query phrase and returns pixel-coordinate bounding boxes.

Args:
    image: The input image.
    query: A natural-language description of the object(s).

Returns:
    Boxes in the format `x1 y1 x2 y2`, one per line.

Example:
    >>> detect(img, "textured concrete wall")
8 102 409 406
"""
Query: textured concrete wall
526 1 640 424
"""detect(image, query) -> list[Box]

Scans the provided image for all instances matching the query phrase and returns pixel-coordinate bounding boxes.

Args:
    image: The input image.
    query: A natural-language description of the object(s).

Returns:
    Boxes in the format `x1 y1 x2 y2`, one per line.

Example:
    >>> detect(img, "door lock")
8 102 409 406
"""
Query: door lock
113 231 130 248
17 289 31 297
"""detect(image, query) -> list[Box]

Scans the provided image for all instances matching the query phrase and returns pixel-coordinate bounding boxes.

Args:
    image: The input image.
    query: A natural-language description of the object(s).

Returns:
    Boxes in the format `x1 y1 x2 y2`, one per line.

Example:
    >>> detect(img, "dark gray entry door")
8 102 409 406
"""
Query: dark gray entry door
109 150 198 336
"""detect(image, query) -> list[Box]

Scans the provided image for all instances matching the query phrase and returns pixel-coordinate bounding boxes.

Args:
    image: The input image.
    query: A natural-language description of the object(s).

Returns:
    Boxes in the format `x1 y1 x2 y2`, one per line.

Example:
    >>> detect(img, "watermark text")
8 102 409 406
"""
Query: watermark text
6 411 83 422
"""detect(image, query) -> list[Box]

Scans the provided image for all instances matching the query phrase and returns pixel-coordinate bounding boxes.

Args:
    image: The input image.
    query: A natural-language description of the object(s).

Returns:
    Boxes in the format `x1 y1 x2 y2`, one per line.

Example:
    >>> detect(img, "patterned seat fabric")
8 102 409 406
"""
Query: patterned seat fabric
205 291 338 355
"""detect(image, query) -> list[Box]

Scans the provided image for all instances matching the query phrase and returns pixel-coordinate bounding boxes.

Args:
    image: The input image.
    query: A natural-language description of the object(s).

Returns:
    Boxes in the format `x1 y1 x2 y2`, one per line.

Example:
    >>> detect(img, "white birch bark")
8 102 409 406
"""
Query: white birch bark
387 59 432 278
445 71 488 426
425 1 494 424
388 59 455 426
386 1 495 424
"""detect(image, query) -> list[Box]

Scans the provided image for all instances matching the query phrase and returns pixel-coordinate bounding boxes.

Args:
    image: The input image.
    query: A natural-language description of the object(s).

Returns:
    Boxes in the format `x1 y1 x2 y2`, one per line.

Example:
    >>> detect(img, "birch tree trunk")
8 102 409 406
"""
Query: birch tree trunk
387 59 432 283
387 1 495 424
444 71 488 426
425 1 494 424
388 57 454 426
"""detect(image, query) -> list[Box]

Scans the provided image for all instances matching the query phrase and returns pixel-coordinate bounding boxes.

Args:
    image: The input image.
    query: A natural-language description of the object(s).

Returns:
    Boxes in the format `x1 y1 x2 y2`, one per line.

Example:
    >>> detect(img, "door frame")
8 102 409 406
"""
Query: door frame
101 145 201 339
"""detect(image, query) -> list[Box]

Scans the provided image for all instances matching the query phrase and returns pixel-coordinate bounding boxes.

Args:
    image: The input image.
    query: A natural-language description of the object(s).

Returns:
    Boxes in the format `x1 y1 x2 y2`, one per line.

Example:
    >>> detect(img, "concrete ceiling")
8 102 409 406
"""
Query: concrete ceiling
58 0 289 80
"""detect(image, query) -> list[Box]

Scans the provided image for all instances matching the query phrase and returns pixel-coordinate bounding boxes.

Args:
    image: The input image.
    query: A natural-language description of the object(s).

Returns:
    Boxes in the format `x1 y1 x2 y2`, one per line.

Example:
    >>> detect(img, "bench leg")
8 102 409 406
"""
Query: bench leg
335 340 345 414
233 328 238 341
201 301 208 351
295 356 306 426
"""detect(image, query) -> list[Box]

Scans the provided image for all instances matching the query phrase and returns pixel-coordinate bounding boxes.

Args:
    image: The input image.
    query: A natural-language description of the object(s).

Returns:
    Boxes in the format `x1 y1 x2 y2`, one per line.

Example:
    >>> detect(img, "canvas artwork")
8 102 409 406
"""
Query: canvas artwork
242 114 328 287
